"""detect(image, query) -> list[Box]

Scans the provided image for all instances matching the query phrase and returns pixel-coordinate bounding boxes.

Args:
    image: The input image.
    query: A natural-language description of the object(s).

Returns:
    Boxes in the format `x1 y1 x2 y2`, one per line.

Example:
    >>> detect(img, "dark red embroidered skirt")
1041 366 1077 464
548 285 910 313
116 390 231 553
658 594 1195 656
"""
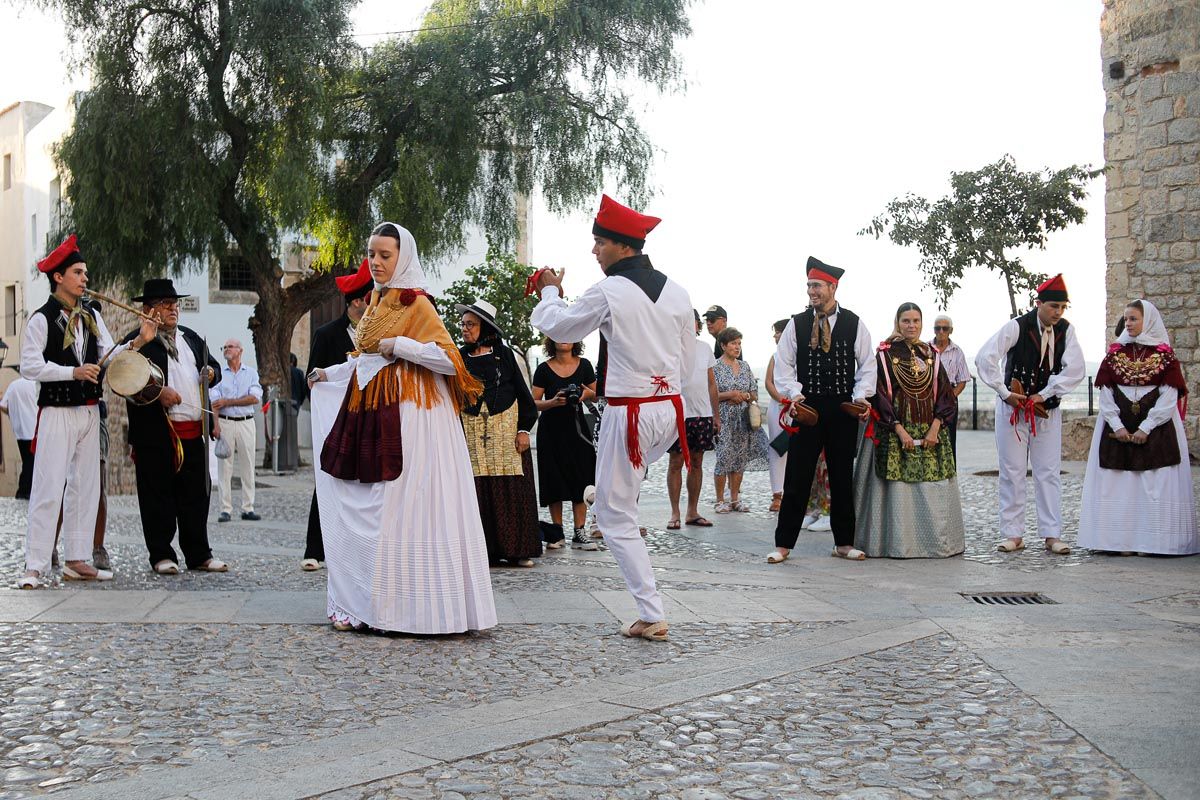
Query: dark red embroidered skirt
320 382 403 484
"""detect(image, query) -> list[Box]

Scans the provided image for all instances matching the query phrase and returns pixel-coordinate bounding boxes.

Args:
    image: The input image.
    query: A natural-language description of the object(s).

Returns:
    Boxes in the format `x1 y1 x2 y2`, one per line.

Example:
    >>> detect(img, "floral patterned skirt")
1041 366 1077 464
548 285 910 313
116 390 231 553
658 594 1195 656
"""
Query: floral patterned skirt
874 422 956 482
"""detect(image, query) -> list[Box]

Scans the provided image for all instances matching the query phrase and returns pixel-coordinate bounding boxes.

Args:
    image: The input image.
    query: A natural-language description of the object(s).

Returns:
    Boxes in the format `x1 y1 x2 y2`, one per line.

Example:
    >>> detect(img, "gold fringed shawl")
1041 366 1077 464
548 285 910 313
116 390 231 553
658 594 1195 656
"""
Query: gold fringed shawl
345 290 482 413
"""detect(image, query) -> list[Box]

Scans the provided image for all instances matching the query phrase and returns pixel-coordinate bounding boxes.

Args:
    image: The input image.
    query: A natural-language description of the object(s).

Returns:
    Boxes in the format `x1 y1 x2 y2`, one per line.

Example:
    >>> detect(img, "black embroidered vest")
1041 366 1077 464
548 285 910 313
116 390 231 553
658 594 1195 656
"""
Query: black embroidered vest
35 298 103 407
1004 309 1070 410
792 307 859 400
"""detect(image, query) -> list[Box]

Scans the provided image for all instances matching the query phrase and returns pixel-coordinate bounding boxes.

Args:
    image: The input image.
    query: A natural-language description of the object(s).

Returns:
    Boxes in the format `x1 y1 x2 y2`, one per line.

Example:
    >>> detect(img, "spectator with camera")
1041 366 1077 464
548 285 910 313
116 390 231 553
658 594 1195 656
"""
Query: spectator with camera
713 327 769 512
532 337 598 550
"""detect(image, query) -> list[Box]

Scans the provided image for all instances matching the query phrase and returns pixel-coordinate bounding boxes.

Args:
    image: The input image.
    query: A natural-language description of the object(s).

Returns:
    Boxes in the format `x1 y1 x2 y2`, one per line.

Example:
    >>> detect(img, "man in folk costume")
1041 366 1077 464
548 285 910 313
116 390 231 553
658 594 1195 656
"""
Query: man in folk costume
17 236 134 587
300 258 372 571
975 274 1085 555
531 194 695 642
119 278 228 575
768 258 876 564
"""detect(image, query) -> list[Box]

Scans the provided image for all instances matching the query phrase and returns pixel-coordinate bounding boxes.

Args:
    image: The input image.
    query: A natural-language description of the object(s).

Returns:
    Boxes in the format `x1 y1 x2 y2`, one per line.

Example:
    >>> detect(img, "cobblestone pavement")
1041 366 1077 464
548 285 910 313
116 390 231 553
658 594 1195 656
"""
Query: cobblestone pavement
6 464 1197 587
0 621 826 796
1 444 1197 800
317 635 1154 800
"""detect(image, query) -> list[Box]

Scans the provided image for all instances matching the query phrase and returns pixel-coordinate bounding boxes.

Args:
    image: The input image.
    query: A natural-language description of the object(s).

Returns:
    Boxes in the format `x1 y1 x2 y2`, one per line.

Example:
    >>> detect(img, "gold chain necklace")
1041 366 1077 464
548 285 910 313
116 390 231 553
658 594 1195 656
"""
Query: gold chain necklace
355 293 411 353
890 344 934 399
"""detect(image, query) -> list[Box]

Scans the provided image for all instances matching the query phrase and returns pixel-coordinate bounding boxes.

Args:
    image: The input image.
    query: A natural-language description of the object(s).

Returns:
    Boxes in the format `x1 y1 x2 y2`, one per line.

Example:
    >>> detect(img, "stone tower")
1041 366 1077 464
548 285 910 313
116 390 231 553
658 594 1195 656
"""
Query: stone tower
1101 0 1200 455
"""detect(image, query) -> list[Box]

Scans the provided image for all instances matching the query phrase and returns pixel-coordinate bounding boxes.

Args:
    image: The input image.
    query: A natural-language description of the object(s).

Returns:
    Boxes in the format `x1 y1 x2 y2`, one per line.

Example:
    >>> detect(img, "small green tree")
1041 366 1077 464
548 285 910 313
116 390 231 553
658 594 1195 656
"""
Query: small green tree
860 155 1100 318
442 247 540 361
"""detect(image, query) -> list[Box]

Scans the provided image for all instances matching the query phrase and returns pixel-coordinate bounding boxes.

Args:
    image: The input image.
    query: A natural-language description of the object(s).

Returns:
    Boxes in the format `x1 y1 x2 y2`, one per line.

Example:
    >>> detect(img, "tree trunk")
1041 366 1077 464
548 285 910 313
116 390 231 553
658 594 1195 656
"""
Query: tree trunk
247 266 339 405
1001 263 1018 319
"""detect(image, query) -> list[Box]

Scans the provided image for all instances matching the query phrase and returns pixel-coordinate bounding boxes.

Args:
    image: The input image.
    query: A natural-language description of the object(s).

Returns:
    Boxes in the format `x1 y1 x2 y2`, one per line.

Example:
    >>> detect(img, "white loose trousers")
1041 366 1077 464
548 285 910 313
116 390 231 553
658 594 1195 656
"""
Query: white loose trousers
766 397 787 495
24 405 101 574
217 416 257 514
595 401 678 624
994 398 1063 540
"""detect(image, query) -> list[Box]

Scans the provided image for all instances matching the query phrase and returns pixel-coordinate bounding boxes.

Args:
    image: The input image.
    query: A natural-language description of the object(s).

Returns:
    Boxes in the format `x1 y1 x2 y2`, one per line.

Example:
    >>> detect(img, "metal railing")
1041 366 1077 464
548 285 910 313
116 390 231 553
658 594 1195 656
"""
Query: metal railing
967 375 1096 430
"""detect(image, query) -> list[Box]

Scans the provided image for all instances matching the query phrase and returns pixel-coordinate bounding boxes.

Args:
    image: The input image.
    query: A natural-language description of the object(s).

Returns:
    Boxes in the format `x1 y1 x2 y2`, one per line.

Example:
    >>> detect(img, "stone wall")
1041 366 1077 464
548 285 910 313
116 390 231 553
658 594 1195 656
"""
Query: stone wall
1101 0 1200 460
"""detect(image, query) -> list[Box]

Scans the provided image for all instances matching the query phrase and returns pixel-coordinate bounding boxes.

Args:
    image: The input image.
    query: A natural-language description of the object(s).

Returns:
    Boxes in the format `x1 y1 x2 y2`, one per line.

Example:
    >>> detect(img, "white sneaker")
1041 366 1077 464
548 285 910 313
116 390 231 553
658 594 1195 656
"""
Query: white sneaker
801 513 819 529
809 516 832 532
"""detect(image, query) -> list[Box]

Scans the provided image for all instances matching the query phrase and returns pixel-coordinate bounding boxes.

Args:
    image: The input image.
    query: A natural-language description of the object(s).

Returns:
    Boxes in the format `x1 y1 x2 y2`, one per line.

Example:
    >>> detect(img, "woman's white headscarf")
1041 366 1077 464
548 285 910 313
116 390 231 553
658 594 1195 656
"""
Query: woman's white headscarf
372 222 428 291
1118 299 1171 347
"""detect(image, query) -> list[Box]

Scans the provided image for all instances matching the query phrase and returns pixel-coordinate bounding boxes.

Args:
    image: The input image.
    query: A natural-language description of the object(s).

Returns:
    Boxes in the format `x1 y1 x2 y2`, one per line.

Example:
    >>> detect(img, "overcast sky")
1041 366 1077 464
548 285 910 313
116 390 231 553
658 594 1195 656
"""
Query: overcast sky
2 1 1110 370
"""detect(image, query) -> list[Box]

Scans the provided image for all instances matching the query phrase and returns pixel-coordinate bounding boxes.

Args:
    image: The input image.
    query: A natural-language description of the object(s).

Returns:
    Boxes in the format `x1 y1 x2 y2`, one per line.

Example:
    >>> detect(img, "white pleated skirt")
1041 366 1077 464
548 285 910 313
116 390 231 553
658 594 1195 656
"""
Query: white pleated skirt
311 372 497 633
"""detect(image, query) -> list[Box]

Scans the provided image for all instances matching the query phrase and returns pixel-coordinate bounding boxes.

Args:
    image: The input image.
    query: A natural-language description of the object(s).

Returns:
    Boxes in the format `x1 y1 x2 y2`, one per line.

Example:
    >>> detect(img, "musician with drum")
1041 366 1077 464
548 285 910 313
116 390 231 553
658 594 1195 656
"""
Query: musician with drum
17 236 141 588
115 278 229 576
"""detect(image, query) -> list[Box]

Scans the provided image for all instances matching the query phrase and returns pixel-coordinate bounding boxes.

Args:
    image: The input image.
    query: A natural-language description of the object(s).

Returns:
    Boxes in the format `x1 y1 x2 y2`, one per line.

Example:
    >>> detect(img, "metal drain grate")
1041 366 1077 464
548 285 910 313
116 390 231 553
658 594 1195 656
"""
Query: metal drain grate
962 592 1057 606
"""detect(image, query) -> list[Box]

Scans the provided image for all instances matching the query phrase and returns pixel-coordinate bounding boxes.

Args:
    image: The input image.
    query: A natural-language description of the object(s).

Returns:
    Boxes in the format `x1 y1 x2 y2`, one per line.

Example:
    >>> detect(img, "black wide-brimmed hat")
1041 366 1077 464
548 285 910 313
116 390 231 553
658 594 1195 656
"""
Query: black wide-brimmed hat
131 278 190 303
453 298 502 334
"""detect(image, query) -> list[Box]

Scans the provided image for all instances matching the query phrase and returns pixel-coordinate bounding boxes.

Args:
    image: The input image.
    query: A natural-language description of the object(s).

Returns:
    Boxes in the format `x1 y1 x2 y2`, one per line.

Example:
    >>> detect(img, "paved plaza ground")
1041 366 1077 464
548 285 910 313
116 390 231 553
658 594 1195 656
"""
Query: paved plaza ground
0 430 1197 800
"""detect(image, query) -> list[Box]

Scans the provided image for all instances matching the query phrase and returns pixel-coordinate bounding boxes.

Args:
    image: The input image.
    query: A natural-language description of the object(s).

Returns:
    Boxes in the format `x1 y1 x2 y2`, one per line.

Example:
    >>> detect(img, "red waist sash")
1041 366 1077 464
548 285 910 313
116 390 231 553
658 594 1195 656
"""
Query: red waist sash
605 393 689 470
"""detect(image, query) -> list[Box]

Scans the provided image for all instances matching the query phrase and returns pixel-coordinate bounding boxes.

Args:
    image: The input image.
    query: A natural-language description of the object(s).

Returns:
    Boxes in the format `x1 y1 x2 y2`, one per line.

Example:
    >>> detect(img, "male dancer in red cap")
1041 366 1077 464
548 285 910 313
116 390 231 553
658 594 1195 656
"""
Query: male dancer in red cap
301 259 373 571
769 257 876 564
975 274 1085 555
531 195 694 641
17 236 153 587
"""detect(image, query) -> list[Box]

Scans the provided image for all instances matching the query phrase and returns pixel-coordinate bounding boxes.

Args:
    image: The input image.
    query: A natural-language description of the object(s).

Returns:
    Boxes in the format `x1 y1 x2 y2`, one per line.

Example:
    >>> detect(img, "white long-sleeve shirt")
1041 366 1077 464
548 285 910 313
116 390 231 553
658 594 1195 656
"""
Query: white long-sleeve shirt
531 276 694 399
1100 384 1179 435
974 318 1086 401
772 306 876 402
20 304 115 383
323 336 457 390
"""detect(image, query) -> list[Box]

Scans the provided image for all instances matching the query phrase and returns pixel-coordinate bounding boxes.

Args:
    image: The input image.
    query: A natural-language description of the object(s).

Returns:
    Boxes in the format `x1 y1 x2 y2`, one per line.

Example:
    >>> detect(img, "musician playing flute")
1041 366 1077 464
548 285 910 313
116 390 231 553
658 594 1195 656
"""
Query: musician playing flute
117 278 228 575
17 236 145 587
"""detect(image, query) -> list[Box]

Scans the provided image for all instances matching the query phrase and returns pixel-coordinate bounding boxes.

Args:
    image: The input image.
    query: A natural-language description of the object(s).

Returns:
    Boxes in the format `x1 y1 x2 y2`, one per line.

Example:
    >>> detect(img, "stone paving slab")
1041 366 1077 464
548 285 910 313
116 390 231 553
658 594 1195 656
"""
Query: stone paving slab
30 590 168 623
0 590 71 622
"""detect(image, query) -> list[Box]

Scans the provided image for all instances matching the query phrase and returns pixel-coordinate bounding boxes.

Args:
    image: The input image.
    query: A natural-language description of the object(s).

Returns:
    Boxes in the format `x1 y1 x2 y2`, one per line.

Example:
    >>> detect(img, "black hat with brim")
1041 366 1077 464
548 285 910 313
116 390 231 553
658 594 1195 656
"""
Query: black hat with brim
131 278 190 303
453 300 503 335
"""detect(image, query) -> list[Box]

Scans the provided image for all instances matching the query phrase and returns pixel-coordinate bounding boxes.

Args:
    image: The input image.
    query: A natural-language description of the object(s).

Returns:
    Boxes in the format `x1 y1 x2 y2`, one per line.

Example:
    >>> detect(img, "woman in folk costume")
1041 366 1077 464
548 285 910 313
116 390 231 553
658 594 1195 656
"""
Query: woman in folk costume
854 302 964 558
1079 300 1197 555
456 299 543 567
309 222 496 634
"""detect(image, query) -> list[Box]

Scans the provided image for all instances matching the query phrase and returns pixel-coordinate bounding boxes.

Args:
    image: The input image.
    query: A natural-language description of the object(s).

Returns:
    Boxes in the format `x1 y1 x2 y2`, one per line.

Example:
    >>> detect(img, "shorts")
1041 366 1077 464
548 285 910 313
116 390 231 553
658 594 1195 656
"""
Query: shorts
668 416 715 455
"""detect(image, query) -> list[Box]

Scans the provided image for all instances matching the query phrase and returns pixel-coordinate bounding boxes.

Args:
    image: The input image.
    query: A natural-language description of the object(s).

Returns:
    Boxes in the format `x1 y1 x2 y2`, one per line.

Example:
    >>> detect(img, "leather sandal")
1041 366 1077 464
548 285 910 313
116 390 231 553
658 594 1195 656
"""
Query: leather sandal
666 518 681 530
766 550 789 564
621 620 669 641
1045 539 1071 555
996 538 1025 553
17 573 43 590
831 547 867 561
63 564 113 582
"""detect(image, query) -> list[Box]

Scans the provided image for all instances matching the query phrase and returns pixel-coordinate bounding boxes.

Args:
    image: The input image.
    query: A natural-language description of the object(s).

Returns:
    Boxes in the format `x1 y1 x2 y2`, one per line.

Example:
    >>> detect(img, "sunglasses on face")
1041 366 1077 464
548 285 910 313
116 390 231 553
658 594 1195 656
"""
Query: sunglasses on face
933 326 951 331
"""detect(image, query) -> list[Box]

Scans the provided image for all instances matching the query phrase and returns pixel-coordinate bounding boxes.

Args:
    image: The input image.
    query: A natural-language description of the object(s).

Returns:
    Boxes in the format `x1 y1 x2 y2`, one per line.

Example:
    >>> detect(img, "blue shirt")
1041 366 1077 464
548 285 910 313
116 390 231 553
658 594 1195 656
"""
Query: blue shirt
209 364 263 418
